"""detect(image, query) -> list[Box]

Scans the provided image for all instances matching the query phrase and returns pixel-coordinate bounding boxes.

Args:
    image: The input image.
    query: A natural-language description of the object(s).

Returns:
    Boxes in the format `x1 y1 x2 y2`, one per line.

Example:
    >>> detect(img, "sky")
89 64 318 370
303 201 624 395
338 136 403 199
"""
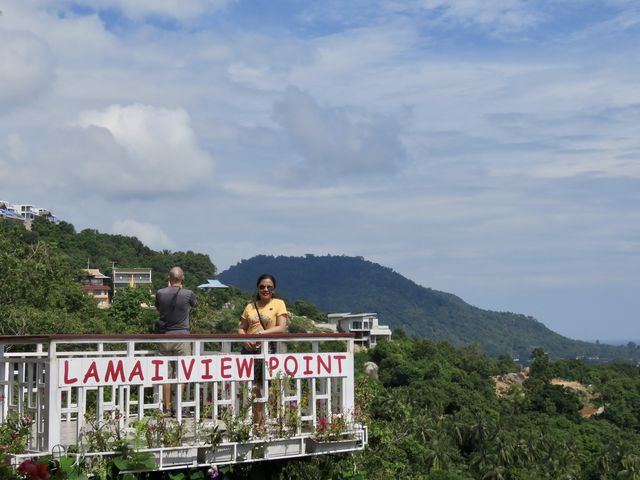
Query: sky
1 0 639 343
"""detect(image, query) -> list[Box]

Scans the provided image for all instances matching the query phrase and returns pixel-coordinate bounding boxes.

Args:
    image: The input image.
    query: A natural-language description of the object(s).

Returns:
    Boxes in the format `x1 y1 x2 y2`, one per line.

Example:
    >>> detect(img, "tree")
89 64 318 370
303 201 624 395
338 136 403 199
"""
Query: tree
109 288 155 333
292 299 326 323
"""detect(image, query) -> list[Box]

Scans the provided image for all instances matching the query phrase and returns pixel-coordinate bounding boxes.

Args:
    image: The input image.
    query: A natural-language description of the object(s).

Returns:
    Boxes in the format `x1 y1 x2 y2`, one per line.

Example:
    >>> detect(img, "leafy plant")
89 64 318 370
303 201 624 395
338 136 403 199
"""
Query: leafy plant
0 413 35 454
131 410 185 448
221 407 252 443
50 455 89 480
267 372 301 438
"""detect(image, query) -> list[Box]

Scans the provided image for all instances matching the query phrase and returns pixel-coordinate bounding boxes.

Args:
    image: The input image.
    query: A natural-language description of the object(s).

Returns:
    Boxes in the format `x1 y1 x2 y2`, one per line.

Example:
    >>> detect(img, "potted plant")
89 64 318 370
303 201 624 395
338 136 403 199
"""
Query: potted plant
306 413 360 454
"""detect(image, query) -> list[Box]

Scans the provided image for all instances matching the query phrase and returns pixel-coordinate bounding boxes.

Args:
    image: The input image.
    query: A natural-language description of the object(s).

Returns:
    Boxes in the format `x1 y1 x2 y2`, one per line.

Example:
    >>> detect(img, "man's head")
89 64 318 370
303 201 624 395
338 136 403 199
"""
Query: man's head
168 266 185 286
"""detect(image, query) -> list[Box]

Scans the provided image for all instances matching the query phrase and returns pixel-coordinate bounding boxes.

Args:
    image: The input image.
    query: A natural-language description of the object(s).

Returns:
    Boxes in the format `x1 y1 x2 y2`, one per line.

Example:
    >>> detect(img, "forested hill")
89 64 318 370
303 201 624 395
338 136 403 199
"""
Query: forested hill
219 254 639 361
28 218 216 290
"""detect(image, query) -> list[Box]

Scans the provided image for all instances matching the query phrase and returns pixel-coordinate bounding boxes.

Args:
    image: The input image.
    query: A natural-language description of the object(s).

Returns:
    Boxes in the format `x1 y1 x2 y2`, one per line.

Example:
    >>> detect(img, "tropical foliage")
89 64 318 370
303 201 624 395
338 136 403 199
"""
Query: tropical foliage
271 338 640 480
28 217 216 291
3 219 640 479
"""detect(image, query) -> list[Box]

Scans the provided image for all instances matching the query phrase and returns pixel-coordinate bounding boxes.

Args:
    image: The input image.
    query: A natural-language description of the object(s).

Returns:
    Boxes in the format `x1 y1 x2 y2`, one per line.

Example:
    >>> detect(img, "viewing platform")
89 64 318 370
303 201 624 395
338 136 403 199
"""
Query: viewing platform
0 333 367 473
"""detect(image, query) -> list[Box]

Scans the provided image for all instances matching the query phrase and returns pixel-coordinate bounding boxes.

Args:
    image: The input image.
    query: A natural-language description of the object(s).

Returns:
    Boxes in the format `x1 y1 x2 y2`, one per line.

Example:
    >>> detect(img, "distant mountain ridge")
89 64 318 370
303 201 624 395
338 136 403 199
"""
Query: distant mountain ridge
219 254 640 361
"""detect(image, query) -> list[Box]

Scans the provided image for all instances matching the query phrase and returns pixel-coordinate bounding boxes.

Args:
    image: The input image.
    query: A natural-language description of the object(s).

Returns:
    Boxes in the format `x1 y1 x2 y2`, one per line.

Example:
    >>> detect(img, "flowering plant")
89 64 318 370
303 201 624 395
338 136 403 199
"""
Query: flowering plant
207 463 220 478
82 412 119 452
16 460 51 480
0 413 36 480
0 413 34 454
312 413 354 442
17 459 51 480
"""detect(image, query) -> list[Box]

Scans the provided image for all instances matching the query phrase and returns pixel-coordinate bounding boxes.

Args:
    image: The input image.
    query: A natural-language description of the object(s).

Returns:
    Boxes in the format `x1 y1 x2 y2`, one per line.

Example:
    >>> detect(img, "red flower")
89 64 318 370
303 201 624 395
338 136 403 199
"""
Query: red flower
17 459 51 480
318 418 328 431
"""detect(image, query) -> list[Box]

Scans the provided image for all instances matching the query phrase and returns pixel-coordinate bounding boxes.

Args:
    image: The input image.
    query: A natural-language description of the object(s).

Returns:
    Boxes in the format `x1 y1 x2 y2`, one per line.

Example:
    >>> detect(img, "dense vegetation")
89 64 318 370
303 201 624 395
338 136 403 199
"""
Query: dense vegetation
0 218 324 337
2 219 640 478
269 339 640 480
219 254 640 361
30 217 216 291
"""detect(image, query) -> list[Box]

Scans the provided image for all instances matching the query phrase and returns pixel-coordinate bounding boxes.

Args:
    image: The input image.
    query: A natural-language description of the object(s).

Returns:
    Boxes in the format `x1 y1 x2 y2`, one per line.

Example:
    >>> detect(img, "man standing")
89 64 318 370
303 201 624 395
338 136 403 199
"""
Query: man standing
155 266 197 414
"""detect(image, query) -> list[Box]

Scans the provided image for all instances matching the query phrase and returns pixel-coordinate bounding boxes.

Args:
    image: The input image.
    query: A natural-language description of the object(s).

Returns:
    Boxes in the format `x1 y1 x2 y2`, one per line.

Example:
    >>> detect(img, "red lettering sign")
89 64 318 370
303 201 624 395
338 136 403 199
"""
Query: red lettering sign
269 356 279 374
58 353 352 387
128 360 144 382
334 355 346 374
303 355 313 375
105 360 125 383
317 355 331 375
221 357 232 379
181 358 195 380
201 358 213 380
236 357 253 378
151 359 164 381
83 361 100 384
63 360 78 385
284 355 299 376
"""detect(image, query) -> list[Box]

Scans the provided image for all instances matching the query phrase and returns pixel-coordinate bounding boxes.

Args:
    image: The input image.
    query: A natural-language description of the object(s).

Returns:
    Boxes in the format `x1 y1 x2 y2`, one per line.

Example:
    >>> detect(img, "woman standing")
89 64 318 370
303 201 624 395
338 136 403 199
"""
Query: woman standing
238 273 288 353
238 274 288 431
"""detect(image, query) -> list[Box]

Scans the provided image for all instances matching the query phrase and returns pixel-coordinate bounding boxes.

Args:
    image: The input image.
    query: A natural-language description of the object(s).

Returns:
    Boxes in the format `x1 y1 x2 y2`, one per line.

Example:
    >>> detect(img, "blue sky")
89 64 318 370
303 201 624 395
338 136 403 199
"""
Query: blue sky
1 0 639 342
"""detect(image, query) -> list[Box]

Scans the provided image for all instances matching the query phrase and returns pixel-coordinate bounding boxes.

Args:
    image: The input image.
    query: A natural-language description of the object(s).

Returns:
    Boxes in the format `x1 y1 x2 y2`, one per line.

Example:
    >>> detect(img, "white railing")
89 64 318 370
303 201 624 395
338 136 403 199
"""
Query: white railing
0 333 367 470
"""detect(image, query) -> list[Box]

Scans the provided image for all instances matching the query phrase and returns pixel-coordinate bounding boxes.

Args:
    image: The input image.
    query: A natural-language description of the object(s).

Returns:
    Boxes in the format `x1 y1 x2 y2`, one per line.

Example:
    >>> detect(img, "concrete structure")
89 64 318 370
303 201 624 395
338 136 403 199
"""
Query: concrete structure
112 267 152 290
324 312 392 349
79 269 111 308
0 333 367 472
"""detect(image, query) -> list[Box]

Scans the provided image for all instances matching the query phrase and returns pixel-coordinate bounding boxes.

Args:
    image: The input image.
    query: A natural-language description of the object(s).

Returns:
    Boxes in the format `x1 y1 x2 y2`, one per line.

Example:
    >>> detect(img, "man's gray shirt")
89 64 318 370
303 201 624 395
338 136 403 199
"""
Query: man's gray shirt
155 286 197 332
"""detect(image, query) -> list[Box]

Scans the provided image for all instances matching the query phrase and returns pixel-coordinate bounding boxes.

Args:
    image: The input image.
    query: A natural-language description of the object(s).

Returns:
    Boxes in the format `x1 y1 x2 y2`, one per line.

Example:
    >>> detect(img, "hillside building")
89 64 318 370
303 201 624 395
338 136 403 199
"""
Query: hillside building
0 201 59 224
0 201 24 222
112 268 153 290
321 312 392 349
79 269 111 308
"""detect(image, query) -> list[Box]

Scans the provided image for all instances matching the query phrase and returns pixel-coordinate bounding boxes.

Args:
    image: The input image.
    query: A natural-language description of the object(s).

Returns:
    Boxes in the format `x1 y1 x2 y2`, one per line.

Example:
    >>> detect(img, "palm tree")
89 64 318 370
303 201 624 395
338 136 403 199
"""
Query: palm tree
618 453 640 480
425 436 455 471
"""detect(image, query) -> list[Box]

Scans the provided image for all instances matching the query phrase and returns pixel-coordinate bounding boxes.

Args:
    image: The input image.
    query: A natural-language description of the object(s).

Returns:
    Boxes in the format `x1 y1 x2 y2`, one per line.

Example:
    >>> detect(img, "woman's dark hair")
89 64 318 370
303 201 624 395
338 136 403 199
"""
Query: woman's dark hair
255 273 276 300
256 273 277 288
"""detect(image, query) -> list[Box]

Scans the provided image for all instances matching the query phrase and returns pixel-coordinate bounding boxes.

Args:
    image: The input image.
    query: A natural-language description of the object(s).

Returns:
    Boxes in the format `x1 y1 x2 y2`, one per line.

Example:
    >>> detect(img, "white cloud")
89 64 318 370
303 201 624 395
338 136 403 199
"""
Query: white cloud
75 0 232 21
1 0 639 341
112 219 174 249
419 0 542 32
0 29 56 110
73 104 215 196
297 0 541 35
272 86 407 180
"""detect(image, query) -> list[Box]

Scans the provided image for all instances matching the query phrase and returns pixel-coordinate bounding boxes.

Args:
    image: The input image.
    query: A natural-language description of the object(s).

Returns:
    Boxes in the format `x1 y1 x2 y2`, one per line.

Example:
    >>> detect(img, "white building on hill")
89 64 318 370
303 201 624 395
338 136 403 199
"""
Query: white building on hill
321 312 392 349
0 201 59 224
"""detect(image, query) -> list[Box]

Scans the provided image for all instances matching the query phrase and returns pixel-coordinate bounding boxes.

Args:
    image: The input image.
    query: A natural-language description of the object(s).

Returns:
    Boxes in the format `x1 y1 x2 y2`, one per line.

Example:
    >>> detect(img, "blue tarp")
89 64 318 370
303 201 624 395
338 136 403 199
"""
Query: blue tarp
0 209 24 220
197 279 229 289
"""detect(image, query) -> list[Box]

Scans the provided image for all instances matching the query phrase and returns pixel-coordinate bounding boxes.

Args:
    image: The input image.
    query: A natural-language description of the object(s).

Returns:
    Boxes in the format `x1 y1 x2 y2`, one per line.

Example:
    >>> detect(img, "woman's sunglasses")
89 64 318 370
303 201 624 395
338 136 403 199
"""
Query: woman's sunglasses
258 285 274 292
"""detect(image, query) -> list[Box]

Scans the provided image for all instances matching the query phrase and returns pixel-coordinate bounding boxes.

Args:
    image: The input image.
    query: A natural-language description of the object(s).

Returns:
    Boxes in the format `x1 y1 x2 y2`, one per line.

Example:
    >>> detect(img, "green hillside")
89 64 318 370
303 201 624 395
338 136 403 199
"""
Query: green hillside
29 217 216 290
218 254 640 361
3 218 640 479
